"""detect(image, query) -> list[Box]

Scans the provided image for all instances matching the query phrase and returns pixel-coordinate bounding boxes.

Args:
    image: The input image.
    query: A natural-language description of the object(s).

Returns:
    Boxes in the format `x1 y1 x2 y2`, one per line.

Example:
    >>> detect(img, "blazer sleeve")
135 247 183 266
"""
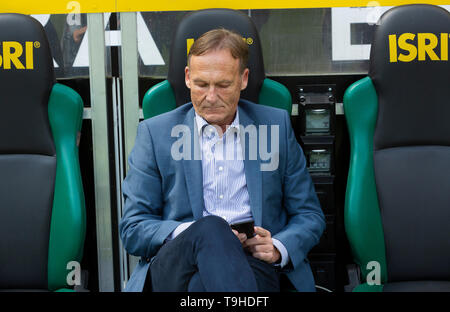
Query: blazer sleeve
119 121 181 259
272 110 326 269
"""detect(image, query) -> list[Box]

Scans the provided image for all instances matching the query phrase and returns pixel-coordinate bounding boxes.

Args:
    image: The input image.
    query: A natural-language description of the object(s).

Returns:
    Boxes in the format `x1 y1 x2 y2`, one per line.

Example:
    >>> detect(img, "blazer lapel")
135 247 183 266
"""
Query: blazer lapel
238 105 263 227
182 107 204 220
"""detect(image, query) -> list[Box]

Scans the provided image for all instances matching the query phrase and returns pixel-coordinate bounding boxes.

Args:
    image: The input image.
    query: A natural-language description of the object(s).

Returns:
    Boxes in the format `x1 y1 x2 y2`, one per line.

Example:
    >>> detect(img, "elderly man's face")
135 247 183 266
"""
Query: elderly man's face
185 49 249 132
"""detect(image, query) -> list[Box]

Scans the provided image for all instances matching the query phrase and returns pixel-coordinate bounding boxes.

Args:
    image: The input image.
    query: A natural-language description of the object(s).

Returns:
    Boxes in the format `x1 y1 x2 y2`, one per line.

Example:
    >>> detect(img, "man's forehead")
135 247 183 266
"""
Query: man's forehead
188 54 241 79
189 48 239 66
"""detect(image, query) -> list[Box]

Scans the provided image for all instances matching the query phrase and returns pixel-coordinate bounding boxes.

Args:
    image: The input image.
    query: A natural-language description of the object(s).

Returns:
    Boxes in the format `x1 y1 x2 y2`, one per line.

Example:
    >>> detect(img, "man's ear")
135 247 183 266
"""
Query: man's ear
240 68 249 91
185 66 191 89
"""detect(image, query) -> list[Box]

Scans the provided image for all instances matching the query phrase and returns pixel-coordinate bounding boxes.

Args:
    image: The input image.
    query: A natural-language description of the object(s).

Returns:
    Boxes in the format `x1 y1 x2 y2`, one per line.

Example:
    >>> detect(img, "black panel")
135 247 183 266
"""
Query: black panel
168 9 265 106
312 175 335 215
350 23 375 45
0 14 55 155
300 135 335 175
0 154 56 289
369 5 450 150
297 84 336 136
383 281 450 292
374 146 450 282
309 254 336 292
0 289 50 292
310 215 335 253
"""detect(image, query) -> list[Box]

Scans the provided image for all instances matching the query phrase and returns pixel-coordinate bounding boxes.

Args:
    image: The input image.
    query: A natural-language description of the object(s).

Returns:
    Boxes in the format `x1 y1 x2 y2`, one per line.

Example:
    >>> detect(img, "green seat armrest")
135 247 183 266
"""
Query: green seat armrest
343 76 387 284
143 80 177 120
47 83 86 291
258 78 292 114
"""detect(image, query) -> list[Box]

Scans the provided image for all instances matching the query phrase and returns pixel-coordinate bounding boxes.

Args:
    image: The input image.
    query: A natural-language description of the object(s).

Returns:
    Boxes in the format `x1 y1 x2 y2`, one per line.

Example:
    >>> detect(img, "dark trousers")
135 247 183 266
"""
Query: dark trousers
148 215 280 292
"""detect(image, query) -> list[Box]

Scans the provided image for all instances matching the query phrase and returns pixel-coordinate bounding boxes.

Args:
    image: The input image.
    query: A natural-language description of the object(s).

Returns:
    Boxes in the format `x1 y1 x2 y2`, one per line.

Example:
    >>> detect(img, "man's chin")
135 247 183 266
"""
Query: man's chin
202 113 224 125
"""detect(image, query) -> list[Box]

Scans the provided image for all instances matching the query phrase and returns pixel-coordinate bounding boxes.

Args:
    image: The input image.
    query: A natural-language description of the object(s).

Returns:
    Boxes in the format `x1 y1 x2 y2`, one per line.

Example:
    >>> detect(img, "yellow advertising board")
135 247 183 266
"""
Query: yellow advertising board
117 0 448 12
0 0 448 14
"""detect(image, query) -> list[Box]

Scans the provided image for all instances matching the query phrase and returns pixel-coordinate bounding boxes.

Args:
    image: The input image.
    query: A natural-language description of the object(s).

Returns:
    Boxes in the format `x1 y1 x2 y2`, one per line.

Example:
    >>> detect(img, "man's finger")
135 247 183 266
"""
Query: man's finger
232 229 247 243
243 235 272 249
252 252 272 263
254 226 271 237
247 244 272 254
243 235 263 247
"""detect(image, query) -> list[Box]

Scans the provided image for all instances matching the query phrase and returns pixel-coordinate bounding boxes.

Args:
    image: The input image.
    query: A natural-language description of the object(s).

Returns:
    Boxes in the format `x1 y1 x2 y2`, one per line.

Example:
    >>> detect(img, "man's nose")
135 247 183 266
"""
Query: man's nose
205 86 218 103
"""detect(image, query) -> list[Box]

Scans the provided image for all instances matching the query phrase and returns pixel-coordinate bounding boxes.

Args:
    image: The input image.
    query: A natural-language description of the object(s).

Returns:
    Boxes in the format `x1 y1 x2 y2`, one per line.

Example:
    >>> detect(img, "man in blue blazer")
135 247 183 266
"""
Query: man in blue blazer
119 29 325 292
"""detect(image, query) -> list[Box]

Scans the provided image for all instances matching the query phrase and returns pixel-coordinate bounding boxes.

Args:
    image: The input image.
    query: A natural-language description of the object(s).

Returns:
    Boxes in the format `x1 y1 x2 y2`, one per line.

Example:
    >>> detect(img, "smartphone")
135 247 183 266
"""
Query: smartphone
230 220 255 238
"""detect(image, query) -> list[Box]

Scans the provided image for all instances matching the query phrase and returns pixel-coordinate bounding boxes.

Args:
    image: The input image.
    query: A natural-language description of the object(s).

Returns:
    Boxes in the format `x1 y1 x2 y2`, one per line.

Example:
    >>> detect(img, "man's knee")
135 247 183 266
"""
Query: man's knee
191 215 236 242
194 215 229 230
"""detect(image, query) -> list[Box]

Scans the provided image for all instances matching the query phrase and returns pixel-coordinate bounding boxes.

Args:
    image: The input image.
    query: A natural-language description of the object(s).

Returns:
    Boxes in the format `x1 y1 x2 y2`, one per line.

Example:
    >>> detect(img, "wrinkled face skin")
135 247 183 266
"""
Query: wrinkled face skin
185 49 249 133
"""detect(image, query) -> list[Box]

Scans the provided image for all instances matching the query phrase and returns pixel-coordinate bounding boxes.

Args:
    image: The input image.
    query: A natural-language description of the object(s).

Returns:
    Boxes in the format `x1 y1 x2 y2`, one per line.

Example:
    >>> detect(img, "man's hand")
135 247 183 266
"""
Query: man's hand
73 26 87 43
232 229 247 244
243 227 281 264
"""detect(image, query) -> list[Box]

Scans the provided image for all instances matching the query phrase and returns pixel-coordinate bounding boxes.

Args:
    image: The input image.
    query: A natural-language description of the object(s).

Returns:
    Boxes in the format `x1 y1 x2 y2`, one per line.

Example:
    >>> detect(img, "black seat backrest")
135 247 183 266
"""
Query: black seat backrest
167 8 265 107
369 4 450 282
0 13 56 289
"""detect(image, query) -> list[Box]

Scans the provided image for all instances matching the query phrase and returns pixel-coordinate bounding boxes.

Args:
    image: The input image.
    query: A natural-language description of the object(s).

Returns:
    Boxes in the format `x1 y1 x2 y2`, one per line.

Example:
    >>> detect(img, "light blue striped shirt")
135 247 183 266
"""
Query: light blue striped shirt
169 110 289 267
196 110 253 224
